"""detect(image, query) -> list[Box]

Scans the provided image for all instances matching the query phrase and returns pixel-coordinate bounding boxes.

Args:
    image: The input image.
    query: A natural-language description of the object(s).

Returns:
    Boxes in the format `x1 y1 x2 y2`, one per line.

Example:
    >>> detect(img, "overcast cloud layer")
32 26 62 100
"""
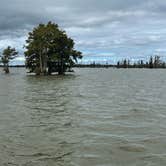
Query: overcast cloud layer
1 0 166 63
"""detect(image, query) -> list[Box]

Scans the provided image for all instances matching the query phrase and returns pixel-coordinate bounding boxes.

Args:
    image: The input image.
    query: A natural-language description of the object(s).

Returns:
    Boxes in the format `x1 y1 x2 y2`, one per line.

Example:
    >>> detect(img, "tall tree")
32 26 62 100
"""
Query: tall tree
154 56 161 68
25 21 82 75
123 59 127 68
0 46 18 73
149 56 153 68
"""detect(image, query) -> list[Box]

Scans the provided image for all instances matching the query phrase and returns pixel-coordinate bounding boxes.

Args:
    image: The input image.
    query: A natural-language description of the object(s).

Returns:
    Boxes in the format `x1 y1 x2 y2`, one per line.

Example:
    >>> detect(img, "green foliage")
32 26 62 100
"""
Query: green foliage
25 21 82 75
116 56 166 68
0 46 18 73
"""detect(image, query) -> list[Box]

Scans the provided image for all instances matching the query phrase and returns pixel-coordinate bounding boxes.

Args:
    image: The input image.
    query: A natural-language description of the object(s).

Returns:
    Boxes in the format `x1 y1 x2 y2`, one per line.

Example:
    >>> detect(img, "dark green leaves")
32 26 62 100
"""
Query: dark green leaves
25 21 82 75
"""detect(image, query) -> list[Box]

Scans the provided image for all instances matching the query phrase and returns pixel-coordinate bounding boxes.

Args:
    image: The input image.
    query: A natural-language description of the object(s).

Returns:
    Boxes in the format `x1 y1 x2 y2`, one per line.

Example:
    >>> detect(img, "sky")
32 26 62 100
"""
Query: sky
1 0 166 64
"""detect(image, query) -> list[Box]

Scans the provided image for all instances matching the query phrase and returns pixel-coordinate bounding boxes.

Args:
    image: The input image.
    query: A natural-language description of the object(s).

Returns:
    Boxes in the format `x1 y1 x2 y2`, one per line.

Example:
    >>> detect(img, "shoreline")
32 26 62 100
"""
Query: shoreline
1 65 166 69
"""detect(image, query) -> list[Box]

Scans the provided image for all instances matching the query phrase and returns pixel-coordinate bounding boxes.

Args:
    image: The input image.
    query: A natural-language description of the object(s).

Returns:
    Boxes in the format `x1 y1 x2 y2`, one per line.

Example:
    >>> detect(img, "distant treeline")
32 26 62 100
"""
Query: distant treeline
1 56 166 69
116 56 166 68
74 64 115 68
74 56 166 69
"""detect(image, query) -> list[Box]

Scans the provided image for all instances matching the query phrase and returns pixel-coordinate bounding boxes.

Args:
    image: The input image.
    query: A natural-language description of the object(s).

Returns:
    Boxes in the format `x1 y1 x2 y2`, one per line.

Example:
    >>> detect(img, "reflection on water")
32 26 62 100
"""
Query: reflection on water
0 68 166 166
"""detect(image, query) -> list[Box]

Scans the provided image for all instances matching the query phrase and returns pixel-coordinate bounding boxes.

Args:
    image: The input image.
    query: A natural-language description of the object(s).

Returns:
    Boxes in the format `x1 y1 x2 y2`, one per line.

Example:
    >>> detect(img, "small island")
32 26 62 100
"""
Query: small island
0 21 82 75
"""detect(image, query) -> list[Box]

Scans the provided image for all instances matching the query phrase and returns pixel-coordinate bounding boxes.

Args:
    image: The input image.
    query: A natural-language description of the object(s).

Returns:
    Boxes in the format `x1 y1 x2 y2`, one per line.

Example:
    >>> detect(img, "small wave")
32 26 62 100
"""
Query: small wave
37 152 73 161
119 144 146 152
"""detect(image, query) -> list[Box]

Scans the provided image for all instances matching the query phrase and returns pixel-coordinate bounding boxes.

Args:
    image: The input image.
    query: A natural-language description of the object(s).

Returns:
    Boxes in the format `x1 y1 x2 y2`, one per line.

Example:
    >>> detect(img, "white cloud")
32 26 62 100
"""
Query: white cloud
0 0 166 61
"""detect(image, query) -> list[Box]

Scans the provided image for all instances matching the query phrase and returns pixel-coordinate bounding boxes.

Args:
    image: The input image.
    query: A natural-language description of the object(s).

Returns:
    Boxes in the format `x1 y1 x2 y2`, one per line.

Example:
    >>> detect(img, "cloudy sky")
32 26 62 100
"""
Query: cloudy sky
1 0 166 64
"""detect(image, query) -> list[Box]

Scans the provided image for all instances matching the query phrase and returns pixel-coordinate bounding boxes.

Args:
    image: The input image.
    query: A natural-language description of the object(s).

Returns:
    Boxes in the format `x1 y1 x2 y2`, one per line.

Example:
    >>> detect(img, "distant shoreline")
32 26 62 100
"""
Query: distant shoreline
0 64 166 69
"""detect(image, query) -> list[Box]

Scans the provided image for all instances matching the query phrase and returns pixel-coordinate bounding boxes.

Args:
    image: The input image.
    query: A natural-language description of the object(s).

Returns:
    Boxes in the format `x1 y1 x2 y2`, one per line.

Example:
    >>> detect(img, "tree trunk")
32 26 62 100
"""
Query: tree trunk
4 63 9 74
39 47 48 76
58 56 64 75
43 48 48 75
39 50 43 75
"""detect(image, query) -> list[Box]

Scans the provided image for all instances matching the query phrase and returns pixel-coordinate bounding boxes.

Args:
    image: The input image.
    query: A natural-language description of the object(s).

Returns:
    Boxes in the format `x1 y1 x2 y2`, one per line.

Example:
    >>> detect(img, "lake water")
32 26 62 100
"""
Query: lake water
0 68 166 166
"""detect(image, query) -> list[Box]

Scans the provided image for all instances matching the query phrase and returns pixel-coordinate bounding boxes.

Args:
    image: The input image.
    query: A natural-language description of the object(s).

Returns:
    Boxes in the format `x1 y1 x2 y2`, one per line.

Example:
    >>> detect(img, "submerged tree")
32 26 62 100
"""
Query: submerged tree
149 56 153 68
25 21 82 75
0 46 18 73
115 56 166 69
154 56 161 68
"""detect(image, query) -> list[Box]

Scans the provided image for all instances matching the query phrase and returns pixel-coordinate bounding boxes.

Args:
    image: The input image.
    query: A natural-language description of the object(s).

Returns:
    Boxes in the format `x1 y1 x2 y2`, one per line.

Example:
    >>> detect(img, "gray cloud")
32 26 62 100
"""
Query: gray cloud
0 0 166 60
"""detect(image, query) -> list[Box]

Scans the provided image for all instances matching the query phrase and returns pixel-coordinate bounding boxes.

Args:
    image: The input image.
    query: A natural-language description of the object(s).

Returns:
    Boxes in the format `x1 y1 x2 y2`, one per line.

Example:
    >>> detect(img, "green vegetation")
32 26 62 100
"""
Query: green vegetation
116 56 166 68
1 22 166 74
74 56 166 69
24 21 82 75
0 46 18 73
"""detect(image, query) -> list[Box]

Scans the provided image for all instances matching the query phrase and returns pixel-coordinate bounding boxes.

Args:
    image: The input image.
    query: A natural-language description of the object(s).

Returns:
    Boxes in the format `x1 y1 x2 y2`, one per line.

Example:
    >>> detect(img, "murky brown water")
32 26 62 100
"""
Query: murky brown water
0 68 166 166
